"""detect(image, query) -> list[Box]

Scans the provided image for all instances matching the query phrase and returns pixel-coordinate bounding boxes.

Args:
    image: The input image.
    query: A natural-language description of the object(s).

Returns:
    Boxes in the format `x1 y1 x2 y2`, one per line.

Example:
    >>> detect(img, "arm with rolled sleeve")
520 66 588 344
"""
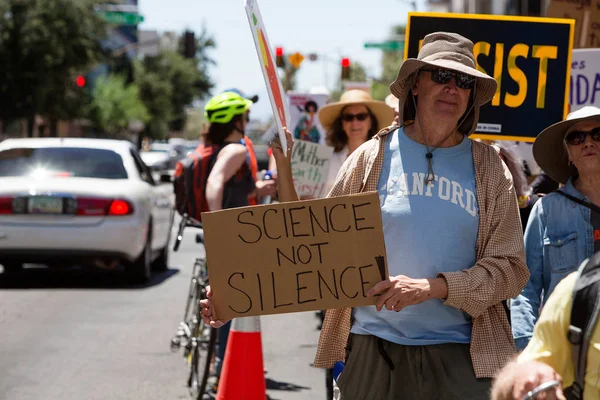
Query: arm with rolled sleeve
511 200 546 351
437 158 530 318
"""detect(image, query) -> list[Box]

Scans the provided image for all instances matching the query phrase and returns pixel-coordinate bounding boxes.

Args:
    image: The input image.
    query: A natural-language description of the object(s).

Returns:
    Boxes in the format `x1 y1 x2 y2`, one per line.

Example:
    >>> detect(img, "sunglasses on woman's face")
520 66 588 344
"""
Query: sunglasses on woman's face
565 127 600 145
342 112 369 122
423 68 476 90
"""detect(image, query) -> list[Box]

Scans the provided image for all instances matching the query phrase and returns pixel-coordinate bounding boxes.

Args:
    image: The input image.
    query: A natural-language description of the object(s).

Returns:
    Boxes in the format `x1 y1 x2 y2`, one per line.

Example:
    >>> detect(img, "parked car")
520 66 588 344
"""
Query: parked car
140 142 185 172
0 138 175 282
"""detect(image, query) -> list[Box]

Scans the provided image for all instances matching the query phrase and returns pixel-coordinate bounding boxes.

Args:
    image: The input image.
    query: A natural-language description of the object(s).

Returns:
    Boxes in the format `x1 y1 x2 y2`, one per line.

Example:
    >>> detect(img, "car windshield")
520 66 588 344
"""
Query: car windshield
0 147 128 179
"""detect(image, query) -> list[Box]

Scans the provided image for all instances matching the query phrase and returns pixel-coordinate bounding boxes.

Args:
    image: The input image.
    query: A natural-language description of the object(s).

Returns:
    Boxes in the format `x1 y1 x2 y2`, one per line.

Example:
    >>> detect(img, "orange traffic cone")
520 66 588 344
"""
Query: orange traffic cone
216 316 266 400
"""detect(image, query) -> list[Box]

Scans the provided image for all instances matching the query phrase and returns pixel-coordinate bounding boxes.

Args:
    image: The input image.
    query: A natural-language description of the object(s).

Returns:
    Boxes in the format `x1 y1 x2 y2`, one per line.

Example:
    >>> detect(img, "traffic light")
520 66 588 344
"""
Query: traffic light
341 57 351 80
76 75 86 88
275 47 285 68
183 31 196 58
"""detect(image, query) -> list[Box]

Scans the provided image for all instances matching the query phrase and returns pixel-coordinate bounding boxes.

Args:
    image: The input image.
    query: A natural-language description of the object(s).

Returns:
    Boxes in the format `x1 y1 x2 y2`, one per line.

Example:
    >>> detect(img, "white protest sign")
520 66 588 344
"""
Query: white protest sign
291 140 333 199
570 49 600 112
288 93 328 145
244 0 291 156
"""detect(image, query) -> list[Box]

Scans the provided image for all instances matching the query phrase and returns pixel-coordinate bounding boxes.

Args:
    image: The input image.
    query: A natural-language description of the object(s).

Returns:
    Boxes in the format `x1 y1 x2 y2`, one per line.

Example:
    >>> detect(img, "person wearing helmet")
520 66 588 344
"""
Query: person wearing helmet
203 91 256 212
203 92 259 391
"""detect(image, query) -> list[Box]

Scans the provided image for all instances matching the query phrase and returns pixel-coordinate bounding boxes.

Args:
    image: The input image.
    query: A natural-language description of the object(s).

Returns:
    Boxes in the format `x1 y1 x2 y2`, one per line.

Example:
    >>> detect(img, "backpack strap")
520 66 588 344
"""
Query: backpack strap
566 251 600 399
556 190 600 215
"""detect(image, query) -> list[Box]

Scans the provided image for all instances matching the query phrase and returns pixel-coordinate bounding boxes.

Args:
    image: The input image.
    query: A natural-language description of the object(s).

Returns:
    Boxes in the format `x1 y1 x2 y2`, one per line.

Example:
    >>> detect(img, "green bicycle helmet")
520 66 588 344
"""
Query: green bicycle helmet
204 92 253 124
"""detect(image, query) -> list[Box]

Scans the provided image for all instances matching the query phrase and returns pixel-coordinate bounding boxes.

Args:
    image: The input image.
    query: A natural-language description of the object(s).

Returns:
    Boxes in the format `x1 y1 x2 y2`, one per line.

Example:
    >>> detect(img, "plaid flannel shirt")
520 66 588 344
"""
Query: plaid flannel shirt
314 126 529 379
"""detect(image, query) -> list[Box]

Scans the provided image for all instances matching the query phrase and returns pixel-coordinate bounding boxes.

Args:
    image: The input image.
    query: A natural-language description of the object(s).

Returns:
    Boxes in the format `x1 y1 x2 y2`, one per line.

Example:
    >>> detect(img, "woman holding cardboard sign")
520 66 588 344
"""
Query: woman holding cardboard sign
203 32 529 399
272 32 528 399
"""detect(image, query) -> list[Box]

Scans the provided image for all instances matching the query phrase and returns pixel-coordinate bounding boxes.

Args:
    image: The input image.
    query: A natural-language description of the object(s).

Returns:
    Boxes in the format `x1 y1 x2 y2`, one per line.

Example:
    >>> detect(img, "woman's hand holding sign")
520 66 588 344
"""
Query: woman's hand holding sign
200 285 229 328
367 275 449 312
270 128 300 203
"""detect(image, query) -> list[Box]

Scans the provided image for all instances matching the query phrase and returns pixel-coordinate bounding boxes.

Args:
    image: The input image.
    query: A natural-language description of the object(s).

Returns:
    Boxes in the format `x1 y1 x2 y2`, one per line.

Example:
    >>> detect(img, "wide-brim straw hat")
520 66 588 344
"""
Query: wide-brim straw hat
318 90 395 132
390 32 498 135
533 106 600 184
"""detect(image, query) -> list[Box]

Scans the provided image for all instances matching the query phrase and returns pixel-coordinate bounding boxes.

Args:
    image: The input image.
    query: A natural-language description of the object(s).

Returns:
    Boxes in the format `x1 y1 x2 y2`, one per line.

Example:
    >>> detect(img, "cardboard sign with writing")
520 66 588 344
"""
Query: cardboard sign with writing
570 48 600 111
291 140 333 199
202 192 389 321
547 0 600 48
405 12 574 142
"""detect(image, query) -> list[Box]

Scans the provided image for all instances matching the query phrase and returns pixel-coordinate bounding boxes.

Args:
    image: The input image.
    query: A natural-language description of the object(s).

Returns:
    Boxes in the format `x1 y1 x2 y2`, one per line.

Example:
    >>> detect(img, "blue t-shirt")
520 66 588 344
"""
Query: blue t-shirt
351 126 479 345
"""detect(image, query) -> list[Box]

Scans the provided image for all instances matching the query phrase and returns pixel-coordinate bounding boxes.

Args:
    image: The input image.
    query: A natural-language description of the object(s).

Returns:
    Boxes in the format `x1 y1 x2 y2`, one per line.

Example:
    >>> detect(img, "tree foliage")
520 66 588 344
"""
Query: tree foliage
0 0 108 134
371 25 406 101
136 29 216 139
89 74 149 137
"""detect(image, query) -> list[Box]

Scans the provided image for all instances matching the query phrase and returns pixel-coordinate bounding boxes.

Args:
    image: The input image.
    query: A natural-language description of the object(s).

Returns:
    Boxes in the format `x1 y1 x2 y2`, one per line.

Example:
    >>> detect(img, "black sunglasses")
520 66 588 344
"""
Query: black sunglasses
565 127 600 145
423 68 476 90
342 112 369 122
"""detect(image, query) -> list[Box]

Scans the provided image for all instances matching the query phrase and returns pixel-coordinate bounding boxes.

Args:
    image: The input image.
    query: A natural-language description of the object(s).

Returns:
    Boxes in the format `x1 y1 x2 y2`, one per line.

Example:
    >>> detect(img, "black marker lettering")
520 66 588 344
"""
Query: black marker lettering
329 204 351 232
309 205 330 236
352 202 375 231
276 247 296 266
359 264 374 298
228 272 252 313
340 267 358 299
257 273 264 311
296 271 317 304
237 211 262 244
263 208 282 239
272 271 293 308
317 269 340 300
309 242 328 264
297 244 312 264
288 206 310 237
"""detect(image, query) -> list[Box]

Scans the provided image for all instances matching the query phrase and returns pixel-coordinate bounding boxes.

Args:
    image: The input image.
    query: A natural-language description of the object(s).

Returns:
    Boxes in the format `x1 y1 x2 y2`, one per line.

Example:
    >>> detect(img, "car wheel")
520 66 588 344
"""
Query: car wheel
152 243 169 272
127 225 152 283
153 212 174 272
1 262 23 274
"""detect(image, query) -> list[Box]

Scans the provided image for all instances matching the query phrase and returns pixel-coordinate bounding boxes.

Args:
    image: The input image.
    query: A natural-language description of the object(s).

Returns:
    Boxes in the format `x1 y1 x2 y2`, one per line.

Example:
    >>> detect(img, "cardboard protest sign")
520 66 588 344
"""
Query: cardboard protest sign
288 93 328 145
405 12 574 142
570 48 600 112
291 140 333 199
202 192 389 321
547 0 600 48
244 0 291 156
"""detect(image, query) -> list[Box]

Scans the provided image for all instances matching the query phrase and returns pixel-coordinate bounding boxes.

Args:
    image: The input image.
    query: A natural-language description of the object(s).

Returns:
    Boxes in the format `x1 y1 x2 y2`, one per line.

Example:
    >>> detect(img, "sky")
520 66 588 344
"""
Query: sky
138 0 421 120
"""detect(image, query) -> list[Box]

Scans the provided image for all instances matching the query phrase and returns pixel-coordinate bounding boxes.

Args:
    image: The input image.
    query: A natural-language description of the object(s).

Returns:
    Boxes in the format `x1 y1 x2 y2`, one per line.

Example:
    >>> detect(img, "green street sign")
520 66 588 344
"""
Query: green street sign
100 11 144 26
364 40 404 52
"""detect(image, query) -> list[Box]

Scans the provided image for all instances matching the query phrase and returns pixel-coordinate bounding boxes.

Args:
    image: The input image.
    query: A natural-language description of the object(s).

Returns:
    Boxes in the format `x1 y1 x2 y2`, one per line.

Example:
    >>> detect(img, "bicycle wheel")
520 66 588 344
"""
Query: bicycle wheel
188 323 217 399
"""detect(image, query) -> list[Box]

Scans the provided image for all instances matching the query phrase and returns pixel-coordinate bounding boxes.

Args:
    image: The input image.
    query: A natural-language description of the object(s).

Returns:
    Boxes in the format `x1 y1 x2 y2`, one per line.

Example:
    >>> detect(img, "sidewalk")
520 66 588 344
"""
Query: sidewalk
262 311 326 400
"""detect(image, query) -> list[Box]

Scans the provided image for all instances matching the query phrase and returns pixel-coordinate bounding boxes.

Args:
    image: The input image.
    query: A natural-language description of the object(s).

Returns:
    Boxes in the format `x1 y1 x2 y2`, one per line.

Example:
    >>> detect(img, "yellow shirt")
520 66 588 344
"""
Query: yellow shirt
518 272 600 398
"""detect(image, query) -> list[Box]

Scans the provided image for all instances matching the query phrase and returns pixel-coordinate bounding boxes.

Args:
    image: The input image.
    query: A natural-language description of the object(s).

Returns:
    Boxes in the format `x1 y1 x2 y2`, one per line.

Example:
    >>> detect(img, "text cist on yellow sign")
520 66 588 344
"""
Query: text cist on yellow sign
202 192 389 321
405 12 574 142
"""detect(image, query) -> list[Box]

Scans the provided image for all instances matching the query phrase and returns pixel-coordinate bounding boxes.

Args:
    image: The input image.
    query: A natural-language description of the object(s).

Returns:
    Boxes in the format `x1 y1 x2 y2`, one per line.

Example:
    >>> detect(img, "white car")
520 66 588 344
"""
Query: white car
0 138 175 282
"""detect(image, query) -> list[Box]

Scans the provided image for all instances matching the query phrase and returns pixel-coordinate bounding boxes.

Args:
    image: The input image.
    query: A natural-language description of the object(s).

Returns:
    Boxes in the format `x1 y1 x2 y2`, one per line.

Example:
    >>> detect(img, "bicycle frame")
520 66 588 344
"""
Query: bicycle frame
170 214 217 399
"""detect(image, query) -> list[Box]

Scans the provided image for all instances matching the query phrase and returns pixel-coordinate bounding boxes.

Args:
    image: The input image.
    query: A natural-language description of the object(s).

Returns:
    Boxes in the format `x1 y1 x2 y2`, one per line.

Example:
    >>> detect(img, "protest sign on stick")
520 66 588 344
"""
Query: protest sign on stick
203 192 389 321
244 0 290 156
291 140 333 199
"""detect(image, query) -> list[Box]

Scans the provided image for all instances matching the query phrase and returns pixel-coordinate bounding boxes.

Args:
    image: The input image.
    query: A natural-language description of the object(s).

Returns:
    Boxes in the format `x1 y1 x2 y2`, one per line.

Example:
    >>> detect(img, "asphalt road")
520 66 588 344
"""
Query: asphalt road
0 222 326 400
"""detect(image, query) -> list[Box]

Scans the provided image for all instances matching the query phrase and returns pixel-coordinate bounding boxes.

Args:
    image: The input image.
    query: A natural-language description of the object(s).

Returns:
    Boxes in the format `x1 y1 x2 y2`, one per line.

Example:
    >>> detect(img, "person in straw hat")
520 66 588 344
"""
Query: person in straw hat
201 32 529 399
511 106 600 352
318 89 395 195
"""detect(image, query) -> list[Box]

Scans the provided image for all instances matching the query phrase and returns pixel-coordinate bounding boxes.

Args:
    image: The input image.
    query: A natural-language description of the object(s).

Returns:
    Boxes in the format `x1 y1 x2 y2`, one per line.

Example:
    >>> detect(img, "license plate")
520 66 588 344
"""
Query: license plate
28 196 64 214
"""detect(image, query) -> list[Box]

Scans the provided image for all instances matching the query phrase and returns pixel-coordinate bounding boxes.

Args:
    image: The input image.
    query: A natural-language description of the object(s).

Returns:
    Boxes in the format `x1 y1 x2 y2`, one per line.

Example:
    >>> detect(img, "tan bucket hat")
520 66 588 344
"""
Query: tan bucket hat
390 31 498 135
318 90 395 132
533 106 600 184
